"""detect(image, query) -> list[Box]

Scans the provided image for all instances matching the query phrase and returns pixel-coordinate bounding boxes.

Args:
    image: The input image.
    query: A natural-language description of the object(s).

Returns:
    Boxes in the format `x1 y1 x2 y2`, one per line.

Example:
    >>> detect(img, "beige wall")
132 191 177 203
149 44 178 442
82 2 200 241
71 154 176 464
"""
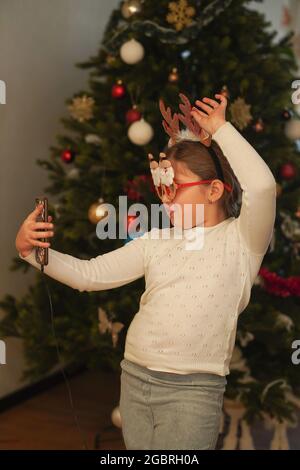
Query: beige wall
0 0 120 399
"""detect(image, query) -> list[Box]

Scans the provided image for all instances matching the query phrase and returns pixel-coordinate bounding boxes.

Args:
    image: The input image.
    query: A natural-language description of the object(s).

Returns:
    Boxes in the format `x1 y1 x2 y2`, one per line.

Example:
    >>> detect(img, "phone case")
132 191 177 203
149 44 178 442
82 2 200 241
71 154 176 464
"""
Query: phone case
35 197 49 266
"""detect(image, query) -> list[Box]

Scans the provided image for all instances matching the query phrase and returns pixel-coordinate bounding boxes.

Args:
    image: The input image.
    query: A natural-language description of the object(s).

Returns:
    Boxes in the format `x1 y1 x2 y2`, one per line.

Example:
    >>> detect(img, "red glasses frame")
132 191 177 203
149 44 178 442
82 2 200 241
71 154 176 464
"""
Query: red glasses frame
173 179 233 193
154 178 232 203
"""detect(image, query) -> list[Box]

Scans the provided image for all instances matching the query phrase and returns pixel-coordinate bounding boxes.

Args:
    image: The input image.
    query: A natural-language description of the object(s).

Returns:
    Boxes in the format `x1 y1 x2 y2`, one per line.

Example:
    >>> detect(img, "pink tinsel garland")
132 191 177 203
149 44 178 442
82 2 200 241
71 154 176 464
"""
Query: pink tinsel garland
259 267 300 297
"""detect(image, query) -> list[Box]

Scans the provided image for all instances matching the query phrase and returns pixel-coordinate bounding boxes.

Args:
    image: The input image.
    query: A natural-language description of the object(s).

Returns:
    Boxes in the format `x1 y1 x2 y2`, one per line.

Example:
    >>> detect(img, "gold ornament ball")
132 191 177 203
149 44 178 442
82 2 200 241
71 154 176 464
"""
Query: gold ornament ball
168 67 179 83
121 0 142 19
88 198 109 224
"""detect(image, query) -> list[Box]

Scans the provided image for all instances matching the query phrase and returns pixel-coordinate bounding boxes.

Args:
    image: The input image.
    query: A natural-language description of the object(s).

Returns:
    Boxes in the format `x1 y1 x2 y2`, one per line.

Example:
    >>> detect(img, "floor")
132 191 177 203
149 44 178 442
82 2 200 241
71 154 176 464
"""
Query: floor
0 368 299 450
0 369 124 450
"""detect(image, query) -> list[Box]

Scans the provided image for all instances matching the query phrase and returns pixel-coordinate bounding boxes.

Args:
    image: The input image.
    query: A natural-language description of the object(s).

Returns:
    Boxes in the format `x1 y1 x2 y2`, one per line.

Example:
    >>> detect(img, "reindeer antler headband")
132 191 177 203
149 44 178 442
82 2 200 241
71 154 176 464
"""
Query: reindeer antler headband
159 93 212 147
148 93 232 203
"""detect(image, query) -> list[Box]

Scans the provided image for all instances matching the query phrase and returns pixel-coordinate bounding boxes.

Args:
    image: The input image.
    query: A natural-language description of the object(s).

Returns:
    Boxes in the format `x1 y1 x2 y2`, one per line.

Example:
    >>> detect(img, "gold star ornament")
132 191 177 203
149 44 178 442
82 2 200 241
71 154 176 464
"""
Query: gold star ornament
229 97 253 130
166 0 196 32
68 94 95 122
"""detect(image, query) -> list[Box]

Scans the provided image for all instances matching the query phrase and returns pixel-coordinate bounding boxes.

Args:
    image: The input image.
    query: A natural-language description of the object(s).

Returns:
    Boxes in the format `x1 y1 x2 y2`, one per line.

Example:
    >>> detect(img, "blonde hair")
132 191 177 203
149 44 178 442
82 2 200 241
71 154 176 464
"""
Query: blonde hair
164 139 242 218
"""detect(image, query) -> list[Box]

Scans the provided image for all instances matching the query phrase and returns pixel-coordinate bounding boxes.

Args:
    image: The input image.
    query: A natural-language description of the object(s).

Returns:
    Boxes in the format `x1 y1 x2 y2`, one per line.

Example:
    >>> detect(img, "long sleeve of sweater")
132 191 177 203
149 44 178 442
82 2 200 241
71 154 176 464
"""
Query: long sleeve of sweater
19 121 276 292
212 121 277 255
18 235 146 292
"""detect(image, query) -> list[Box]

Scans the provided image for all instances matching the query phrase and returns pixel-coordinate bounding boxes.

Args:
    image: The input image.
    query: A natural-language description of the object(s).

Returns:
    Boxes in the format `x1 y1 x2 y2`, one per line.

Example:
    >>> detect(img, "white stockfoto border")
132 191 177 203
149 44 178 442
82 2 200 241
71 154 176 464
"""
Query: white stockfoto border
1 80 6 364
0 80 6 104
0 340 6 365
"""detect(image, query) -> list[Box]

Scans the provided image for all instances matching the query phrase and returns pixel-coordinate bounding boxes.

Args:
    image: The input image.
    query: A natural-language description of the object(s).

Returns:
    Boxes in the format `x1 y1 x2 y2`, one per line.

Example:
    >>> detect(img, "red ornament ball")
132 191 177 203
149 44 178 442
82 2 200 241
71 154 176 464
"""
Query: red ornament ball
126 107 142 124
61 149 75 164
112 82 126 99
281 108 292 121
280 162 297 180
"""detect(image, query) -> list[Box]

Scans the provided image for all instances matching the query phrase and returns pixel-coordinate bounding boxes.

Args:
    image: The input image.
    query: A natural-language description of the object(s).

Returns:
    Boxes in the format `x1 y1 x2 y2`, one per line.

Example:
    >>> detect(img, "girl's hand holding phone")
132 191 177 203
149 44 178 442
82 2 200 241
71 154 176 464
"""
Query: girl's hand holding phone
15 204 54 258
191 94 228 136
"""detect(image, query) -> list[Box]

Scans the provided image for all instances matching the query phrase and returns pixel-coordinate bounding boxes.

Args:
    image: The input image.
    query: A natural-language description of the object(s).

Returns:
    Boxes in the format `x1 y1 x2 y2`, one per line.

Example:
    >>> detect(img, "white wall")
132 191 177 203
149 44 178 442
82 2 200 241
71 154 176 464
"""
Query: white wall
0 0 120 399
249 0 289 41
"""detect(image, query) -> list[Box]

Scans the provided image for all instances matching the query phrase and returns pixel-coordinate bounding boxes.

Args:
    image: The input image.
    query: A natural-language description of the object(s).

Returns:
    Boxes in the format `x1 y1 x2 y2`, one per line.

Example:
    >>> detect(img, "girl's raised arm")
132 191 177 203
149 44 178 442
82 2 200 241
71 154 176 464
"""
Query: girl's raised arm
212 121 277 256
19 234 147 292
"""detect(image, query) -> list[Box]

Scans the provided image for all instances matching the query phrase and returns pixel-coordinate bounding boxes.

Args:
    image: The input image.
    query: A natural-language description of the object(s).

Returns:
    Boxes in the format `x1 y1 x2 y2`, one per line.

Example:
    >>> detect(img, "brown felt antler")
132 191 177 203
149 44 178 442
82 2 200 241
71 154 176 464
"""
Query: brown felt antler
159 98 180 145
178 93 212 147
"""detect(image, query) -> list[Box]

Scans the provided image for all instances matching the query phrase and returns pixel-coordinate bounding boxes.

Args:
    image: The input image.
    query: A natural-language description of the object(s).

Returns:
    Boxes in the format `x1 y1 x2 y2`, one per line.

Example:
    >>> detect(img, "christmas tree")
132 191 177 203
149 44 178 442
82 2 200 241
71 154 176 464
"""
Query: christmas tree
1 0 300 449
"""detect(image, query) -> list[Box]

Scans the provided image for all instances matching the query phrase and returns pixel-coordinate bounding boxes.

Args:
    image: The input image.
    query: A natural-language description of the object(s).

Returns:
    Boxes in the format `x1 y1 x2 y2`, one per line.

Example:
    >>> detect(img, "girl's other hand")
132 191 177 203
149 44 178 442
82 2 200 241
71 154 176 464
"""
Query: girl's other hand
15 204 55 258
191 94 227 136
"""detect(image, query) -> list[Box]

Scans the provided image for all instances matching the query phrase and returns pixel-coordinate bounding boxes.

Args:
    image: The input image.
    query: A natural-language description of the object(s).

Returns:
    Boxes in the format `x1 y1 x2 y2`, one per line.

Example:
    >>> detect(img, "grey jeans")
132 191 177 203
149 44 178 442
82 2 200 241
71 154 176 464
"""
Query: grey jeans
119 358 227 450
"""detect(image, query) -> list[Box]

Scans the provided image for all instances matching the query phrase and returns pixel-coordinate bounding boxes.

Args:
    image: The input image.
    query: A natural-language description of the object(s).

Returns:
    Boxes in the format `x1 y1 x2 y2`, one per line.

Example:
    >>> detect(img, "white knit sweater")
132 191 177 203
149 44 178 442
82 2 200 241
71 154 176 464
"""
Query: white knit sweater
19 121 277 376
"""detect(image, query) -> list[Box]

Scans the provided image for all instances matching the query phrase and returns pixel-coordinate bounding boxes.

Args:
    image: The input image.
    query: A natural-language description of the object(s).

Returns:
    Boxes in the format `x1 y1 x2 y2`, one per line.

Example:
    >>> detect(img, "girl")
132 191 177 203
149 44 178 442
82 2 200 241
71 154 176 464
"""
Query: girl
15 94 277 450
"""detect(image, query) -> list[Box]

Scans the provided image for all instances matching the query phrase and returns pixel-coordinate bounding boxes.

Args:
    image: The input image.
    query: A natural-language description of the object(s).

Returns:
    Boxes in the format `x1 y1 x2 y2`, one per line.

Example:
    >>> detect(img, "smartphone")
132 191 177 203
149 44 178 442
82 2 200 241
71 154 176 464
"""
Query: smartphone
35 197 49 266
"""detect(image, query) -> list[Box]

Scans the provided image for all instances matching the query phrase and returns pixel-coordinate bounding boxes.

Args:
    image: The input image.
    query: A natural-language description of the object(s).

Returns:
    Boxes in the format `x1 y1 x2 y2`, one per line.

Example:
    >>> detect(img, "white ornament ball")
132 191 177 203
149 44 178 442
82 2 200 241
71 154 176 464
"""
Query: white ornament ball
111 405 122 428
120 39 144 65
128 118 153 145
285 119 300 140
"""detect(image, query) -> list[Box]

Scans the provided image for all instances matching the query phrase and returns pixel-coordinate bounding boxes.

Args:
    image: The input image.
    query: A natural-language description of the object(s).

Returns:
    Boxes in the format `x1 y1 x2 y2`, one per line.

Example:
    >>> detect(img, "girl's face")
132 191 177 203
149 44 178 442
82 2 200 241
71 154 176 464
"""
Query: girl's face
164 160 209 229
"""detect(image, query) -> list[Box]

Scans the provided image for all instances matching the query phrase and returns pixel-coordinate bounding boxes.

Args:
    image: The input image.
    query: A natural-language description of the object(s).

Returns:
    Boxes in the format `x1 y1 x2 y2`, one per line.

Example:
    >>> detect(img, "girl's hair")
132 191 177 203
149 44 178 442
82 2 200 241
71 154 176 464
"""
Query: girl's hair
164 139 242 218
